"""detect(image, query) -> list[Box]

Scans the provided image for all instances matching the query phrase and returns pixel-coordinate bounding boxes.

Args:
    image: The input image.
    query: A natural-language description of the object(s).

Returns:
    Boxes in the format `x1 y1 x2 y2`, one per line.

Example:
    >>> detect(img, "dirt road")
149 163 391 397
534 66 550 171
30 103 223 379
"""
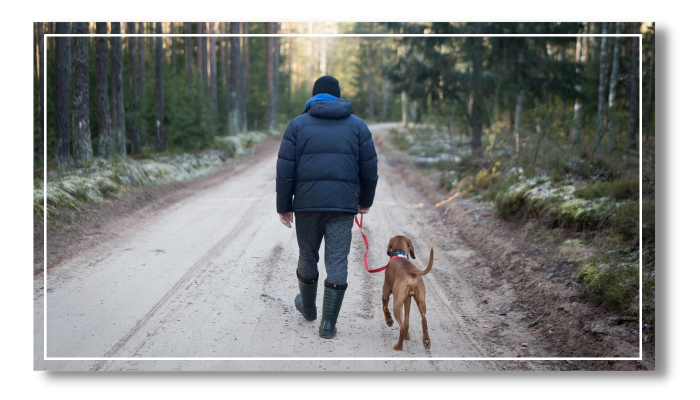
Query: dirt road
34 123 556 371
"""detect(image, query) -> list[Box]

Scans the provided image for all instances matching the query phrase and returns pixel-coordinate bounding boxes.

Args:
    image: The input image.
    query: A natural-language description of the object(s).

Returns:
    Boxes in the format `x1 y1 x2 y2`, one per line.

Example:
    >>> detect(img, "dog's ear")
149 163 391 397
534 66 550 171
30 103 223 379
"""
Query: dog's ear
387 238 393 257
407 238 416 259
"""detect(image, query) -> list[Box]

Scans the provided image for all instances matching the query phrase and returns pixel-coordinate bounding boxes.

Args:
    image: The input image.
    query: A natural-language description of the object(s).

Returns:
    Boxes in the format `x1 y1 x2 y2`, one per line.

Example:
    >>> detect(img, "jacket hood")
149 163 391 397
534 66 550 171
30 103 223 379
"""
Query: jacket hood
307 100 353 119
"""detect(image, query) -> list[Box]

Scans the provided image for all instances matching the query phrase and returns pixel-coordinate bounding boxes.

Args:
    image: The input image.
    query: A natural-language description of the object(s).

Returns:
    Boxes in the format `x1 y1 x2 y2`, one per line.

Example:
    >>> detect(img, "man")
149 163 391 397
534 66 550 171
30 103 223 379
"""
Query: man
276 76 378 339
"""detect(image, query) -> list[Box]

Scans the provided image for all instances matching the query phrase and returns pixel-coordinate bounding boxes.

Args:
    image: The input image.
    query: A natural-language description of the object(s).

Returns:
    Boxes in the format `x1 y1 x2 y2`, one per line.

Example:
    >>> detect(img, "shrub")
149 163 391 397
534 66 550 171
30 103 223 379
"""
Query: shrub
574 177 639 200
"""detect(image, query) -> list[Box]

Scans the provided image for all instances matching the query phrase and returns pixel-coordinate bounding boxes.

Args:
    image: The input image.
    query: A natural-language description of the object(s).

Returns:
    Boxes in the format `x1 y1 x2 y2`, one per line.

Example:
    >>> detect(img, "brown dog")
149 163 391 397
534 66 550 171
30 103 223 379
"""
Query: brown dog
382 236 433 350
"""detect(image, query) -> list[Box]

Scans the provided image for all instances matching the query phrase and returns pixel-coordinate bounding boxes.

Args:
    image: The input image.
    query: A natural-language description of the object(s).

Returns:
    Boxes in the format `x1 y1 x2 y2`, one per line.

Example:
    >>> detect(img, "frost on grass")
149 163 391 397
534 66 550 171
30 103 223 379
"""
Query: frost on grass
496 176 617 230
390 125 469 168
35 131 275 216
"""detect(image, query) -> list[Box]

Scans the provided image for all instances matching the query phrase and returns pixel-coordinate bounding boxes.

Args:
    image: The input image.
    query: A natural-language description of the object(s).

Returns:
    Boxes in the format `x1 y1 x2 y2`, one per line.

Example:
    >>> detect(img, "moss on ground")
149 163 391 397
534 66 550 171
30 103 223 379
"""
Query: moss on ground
389 125 654 323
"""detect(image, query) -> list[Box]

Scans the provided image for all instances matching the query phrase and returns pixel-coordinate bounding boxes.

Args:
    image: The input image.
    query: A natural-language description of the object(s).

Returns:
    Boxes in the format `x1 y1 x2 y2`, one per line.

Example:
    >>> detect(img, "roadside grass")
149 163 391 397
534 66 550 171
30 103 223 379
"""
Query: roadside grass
389 123 654 326
35 131 279 219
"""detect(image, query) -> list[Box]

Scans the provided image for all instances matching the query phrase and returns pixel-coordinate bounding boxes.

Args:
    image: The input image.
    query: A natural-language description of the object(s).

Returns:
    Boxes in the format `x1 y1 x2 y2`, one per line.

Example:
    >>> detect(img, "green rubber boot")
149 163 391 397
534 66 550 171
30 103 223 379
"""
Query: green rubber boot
294 272 318 321
319 280 347 339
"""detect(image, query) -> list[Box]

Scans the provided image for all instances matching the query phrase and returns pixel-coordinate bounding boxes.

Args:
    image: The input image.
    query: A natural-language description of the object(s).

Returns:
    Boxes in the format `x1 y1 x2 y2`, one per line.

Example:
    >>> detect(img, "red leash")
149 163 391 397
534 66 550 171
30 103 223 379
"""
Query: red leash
354 214 398 273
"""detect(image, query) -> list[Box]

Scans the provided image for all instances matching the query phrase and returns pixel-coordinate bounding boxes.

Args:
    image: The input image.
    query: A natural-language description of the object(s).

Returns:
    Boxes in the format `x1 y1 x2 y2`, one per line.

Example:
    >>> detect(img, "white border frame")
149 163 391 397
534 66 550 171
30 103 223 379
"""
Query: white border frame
42 29 645 362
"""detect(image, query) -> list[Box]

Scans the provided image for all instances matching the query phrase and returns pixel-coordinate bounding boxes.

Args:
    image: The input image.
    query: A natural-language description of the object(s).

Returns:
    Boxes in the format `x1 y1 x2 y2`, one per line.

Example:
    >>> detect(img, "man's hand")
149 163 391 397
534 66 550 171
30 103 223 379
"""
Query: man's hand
358 206 370 215
279 212 294 228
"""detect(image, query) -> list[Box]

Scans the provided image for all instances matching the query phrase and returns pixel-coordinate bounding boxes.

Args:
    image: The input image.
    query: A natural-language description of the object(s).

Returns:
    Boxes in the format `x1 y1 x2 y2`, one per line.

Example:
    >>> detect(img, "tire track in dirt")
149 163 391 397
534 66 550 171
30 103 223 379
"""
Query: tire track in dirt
90 200 261 370
383 208 496 362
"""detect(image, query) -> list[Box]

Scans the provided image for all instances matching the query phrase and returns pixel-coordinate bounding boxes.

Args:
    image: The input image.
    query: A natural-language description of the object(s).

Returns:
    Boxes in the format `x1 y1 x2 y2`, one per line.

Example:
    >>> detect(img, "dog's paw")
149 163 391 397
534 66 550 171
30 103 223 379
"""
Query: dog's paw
385 318 393 327
423 339 431 349
393 343 403 351
405 332 411 340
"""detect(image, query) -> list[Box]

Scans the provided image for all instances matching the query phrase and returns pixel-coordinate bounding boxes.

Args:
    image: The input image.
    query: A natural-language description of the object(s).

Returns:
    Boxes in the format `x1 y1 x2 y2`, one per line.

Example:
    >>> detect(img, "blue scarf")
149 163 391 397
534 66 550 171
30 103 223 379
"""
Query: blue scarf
304 93 339 110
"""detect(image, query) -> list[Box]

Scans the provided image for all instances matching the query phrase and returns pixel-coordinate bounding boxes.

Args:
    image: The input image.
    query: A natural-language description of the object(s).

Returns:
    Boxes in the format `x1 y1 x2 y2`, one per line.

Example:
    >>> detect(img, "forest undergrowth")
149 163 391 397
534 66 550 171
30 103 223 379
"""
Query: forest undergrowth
390 123 655 330
34 130 278 219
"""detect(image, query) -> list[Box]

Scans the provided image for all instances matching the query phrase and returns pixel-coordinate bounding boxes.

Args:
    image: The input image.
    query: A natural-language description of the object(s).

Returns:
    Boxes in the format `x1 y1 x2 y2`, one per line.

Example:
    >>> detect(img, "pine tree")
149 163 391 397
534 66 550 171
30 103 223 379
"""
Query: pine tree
607 22 622 152
266 22 279 131
228 22 241 134
36 22 44 168
594 23 609 153
155 22 166 151
71 22 93 163
471 34 484 151
96 22 113 158
171 22 177 75
629 22 641 148
645 23 655 141
111 22 127 157
209 22 218 128
572 33 584 146
138 23 146 98
367 22 375 121
54 22 71 167
185 22 193 92
241 22 249 132
127 22 141 154
197 23 207 90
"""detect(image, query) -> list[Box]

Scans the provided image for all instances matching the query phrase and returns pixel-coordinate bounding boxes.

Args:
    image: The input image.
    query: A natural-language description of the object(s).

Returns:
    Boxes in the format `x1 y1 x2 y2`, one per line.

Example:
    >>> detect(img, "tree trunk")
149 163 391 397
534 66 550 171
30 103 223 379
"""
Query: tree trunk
220 22 228 121
96 23 113 158
209 22 218 128
594 23 609 153
228 22 240 134
514 90 524 157
241 23 249 132
471 35 484 152
381 39 390 122
401 40 408 128
288 23 293 104
71 22 93 163
197 21 209 93
127 22 141 154
401 92 408 127
491 80 500 125
410 100 418 123
307 22 314 94
645 24 655 141
111 22 127 157
275 25 280 120
55 22 71 167
138 23 146 98
32 21 39 179
513 21 525 144
572 34 584 146
185 22 193 92
36 22 44 169
629 22 641 149
226 26 231 95
197 23 207 90
367 22 375 121
583 23 591 63
155 22 166 151
171 22 176 75
266 22 279 132
590 23 597 60
607 22 622 152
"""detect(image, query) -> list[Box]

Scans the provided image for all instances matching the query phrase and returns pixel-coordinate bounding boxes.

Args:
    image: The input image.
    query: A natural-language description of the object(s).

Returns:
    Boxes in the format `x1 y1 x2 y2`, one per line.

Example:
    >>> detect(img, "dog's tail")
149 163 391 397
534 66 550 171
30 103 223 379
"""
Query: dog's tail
411 248 433 276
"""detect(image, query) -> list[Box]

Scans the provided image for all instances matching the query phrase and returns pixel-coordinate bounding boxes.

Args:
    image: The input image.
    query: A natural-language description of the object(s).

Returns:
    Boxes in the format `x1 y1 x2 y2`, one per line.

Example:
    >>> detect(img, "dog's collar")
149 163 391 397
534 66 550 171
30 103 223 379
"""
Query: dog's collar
391 251 409 259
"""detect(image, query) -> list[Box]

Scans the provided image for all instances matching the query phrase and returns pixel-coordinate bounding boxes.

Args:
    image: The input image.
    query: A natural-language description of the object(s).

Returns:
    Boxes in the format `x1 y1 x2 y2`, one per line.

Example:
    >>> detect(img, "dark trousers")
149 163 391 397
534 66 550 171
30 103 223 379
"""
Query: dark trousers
295 211 354 286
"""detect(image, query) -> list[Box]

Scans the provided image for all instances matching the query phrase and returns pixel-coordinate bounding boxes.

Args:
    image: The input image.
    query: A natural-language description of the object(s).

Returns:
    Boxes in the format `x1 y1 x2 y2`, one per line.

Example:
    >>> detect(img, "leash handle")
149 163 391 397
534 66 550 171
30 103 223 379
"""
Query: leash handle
355 214 393 273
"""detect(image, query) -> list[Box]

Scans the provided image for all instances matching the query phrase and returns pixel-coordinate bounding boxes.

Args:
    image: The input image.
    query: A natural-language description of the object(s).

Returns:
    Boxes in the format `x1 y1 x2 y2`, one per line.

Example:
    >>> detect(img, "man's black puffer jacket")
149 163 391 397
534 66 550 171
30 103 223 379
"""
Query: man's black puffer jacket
276 99 378 214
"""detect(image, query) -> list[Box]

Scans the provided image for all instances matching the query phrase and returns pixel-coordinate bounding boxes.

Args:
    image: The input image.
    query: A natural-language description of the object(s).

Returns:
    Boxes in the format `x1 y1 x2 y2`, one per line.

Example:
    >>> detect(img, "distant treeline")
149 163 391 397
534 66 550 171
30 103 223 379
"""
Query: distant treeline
381 22 654 155
32 22 654 174
34 22 291 173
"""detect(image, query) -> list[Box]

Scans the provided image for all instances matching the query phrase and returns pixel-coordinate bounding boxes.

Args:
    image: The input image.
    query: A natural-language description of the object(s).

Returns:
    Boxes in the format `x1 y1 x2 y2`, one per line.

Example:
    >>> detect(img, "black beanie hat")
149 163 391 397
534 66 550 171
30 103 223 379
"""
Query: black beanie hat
312 75 341 98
